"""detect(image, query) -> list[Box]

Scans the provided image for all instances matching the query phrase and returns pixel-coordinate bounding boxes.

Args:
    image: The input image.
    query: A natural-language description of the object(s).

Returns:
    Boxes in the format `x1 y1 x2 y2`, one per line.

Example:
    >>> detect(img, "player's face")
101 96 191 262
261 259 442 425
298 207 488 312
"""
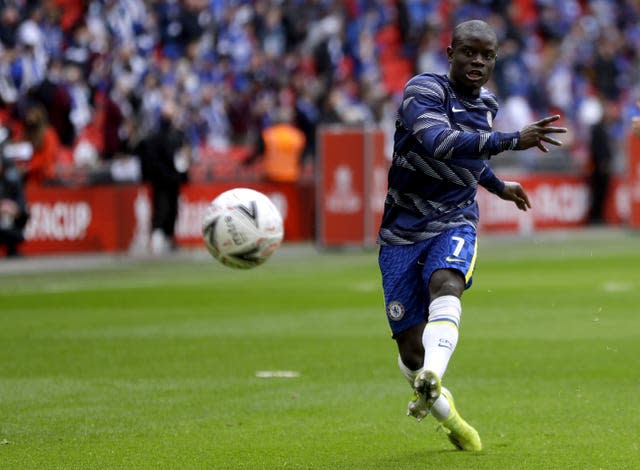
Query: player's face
447 32 497 96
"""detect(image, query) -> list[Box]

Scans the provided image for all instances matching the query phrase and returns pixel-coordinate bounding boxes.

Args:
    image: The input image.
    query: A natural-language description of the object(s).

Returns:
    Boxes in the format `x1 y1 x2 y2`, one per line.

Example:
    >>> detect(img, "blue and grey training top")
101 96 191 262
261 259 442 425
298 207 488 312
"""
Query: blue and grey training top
377 73 520 246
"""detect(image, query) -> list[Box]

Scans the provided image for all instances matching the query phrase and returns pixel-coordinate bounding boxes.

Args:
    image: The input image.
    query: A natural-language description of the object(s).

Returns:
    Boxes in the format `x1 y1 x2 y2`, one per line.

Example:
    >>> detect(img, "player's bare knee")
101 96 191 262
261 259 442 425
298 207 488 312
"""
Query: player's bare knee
429 269 465 298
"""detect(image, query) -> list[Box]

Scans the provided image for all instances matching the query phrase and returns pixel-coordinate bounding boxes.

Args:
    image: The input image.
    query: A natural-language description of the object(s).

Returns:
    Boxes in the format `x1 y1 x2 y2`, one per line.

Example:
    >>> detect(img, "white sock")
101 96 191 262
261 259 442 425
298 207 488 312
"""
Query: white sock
431 388 452 421
397 355 419 386
422 295 461 379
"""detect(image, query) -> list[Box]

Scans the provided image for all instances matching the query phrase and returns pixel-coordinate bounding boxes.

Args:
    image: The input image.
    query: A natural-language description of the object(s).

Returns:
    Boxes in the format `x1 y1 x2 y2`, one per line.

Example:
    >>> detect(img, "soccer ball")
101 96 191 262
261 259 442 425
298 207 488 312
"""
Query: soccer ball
202 188 284 269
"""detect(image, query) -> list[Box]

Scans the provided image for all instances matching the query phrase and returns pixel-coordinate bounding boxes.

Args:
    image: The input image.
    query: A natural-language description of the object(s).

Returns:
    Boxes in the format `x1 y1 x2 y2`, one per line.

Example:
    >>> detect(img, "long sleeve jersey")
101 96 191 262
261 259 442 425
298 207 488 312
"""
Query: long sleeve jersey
377 73 520 245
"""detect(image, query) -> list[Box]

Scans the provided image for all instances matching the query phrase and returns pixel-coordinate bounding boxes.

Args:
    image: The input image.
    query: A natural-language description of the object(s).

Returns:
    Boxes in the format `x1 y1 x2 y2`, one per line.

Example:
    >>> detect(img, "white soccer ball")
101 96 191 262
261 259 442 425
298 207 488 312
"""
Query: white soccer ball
202 188 284 269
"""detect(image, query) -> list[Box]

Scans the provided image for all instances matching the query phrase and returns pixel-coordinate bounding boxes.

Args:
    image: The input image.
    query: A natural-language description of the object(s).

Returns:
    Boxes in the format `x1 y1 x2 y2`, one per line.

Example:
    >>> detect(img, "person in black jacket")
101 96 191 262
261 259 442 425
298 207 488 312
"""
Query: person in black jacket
0 154 29 257
587 98 618 225
140 100 191 254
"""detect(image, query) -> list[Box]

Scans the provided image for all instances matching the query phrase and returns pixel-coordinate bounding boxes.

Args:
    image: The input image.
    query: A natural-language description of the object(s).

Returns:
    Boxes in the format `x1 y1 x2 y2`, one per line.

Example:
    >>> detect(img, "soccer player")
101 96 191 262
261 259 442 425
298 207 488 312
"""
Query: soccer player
377 19 567 451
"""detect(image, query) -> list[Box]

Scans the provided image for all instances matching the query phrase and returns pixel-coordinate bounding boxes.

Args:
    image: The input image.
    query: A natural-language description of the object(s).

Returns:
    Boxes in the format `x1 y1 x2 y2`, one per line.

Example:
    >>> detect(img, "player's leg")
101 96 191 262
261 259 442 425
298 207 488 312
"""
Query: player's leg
421 269 464 378
394 322 425 372
411 277 462 420
419 226 482 450
421 225 477 380
379 242 430 365
379 242 432 416
395 324 439 420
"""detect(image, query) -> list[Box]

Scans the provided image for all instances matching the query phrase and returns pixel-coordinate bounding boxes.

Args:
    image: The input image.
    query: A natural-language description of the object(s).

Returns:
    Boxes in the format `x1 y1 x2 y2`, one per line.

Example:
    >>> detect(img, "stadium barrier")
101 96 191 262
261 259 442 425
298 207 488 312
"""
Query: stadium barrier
15 172 627 256
12 127 634 256
20 182 314 255
629 131 640 229
315 127 630 248
476 174 626 233
316 126 388 248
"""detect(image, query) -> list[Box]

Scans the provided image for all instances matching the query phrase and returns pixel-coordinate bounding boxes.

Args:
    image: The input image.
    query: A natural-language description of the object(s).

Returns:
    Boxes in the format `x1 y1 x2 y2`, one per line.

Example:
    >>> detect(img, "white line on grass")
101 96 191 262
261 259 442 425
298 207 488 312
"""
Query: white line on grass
255 371 301 378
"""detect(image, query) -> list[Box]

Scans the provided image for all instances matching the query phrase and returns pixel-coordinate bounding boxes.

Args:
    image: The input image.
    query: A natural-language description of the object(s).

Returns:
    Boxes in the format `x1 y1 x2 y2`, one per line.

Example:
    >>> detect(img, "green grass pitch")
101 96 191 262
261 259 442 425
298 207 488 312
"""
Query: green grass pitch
1 229 639 469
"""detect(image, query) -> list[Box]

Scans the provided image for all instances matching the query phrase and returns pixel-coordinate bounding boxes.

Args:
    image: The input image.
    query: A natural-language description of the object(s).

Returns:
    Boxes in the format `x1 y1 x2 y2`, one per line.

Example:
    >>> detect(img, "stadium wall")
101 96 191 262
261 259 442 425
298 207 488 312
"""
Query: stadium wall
315 128 631 248
17 173 627 256
628 132 640 229
20 182 314 255
13 126 636 255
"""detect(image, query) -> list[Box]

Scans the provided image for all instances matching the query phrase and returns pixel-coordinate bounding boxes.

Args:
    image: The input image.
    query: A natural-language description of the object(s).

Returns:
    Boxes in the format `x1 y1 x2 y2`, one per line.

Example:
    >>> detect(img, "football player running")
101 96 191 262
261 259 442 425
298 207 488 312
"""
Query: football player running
377 19 567 451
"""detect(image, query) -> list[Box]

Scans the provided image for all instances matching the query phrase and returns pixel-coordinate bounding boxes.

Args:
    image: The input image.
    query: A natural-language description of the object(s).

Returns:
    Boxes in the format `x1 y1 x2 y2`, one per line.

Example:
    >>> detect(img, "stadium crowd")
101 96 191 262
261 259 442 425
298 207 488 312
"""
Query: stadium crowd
0 0 639 186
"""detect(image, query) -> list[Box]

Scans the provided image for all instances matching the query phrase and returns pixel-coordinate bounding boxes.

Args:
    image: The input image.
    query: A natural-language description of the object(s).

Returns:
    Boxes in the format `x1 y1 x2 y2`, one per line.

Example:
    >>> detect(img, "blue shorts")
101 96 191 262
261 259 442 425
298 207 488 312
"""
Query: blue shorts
378 225 478 336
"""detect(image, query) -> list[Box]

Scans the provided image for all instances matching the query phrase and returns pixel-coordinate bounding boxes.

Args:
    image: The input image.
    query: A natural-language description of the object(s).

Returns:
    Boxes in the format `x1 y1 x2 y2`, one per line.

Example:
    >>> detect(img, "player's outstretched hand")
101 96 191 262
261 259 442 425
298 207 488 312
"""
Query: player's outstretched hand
499 181 531 211
516 115 568 153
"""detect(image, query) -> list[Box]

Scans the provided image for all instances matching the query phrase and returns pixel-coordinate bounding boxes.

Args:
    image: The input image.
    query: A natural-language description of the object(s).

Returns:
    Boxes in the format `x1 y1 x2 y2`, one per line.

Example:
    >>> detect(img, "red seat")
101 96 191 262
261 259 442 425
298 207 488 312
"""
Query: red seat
381 58 413 94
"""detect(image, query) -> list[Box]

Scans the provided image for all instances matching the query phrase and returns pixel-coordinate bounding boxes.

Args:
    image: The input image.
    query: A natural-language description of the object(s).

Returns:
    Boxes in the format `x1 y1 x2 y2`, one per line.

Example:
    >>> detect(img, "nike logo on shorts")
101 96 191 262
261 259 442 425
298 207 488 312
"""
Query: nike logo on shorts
445 256 466 263
451 106 465 113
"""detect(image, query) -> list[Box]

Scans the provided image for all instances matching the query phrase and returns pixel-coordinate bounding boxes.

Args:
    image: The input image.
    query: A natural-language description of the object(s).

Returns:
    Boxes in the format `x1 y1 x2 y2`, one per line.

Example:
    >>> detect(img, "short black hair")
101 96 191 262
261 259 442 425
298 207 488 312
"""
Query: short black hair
451 20 497 49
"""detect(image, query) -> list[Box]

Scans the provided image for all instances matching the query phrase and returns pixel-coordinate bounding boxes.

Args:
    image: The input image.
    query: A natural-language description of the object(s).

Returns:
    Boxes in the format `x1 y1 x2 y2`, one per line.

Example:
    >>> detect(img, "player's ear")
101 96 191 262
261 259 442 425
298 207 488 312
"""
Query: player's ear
446 45 454 62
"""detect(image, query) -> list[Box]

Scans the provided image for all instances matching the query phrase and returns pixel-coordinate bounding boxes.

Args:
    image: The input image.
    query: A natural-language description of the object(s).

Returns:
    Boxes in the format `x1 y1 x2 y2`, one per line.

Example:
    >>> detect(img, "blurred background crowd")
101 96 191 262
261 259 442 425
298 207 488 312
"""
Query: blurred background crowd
0 0 639 187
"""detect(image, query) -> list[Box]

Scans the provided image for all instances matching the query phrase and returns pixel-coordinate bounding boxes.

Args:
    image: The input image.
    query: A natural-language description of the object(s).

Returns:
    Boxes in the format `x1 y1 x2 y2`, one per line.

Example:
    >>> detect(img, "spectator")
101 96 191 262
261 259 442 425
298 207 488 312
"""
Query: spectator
26 58 75 147
0 4 20 50
244 106 306 183
0 153 29 257
140 100 191 255
591 30 624 102
2 0 640 187
292 73 322 163
19 103 59 185
587 98 618 224
10 19 48 93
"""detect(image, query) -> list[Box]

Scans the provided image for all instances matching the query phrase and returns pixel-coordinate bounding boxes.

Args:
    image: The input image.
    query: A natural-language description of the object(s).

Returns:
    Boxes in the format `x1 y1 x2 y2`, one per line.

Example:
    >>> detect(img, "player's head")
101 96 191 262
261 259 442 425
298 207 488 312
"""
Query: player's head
447 20 498 96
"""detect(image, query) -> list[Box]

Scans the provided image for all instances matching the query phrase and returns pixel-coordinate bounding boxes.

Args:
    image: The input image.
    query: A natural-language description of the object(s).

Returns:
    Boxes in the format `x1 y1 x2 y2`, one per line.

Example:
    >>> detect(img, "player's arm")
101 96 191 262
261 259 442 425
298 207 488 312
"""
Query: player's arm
478 163 530 211
401 80 519 159
497 181 531 211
